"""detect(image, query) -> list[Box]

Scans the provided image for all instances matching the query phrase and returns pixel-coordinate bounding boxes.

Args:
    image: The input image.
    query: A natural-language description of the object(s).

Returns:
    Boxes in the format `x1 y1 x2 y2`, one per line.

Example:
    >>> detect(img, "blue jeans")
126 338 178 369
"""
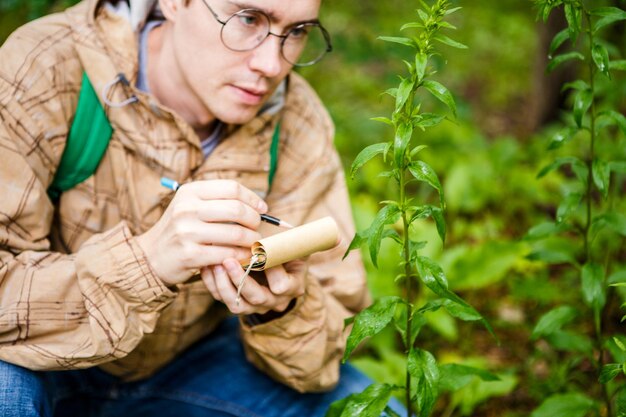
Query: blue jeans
0 317 404 416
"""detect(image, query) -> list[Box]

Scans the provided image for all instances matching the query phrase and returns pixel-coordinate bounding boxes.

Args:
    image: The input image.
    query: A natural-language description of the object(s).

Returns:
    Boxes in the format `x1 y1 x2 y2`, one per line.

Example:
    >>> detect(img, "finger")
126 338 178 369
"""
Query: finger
184 222 261 248
265 265 301 297
282 259 308 276
196 199 262 230
192 245 252 267
223 258 271 307
213 264 257 314
183 180 268 213
201 266 221 301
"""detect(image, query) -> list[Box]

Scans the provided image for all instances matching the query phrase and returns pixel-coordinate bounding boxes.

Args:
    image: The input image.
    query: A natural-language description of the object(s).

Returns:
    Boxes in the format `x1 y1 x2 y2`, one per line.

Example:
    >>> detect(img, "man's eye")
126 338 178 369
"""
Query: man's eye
238 14 259 26
289 26 310 39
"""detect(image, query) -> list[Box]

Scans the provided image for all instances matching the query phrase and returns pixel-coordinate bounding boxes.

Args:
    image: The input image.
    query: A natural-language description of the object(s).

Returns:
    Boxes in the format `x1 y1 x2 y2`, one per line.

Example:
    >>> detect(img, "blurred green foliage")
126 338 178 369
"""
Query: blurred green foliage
2 0 625 416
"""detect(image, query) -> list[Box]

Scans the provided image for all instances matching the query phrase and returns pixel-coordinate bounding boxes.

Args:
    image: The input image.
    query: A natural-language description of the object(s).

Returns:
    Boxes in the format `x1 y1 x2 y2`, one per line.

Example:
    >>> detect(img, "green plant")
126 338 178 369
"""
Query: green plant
528 1 626 416
326 2 497 416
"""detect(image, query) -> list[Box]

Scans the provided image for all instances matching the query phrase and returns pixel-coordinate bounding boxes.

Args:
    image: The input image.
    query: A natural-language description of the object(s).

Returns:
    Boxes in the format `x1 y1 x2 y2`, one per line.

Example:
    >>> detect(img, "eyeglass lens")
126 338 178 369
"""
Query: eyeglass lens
221 10 330 66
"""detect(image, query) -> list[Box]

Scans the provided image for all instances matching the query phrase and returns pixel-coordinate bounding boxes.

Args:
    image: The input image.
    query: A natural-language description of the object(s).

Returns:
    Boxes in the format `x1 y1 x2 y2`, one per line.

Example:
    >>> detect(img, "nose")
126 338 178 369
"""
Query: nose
248 34 284 78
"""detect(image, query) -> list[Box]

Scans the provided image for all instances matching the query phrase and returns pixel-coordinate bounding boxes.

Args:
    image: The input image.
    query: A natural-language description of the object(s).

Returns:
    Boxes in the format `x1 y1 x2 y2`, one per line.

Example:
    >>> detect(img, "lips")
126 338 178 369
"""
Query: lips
231 84 268 105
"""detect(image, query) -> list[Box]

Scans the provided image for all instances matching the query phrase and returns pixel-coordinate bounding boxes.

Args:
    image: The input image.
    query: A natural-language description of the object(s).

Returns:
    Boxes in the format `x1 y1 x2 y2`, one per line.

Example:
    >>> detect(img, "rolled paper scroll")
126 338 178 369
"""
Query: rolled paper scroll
235 216 340 304
246 216 340 270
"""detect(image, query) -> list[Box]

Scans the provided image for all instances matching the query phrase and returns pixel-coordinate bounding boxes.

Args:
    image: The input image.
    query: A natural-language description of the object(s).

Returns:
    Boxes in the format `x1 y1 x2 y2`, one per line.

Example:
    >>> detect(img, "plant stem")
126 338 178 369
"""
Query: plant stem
400 167 414 417
584 10 612 417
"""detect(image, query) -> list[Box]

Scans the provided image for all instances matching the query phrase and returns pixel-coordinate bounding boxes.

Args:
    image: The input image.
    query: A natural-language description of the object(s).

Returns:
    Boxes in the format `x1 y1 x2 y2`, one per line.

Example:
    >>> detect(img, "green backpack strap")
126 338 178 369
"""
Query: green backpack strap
48 72 279 199
268 120 281 190
47 72 113 200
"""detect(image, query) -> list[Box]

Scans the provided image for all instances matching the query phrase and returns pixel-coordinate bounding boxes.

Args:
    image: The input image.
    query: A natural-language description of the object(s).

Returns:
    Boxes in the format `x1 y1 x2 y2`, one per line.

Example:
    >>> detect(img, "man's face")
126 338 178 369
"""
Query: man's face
164 0 322 126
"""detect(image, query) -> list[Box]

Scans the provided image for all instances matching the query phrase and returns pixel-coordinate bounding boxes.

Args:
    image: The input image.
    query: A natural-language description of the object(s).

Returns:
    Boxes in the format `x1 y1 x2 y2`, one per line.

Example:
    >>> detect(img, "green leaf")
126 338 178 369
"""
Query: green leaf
591 7 626 32
526 249 577 265
531 305 578 340
415 256 496 339
326 397 349 417
549 29 569 56
383 406 402 417
394 122 413 169
610 60 626 71
545 330 594 354
408 161 444 206
592 158 610 198
614 336 626 351
343 296 402 361
378 36 416 48
415 255 450 297
591 212 626 238
400 22 424 31
383 88 398 99
415 113 445 129
616 388 626 417
531 392 596 417
415 52 427 81
610 161 626 174
548 126 578 150
442 299 482 322
564 4 581 41
408 348 439 417
547 51 585 72
350 142 388 179
370 116 394 126
602 110 626 135
609 270 626 289
599 364 623 384
537 156 585 179
525 222 571 239
382 228 402 245
422 80 457 118
433 34 467 49
445 6 462 15
453 372 517 415
430 206 446 243
417 9 429 23
573 88 593 128
539 3 552 22
396 78 413 111
447 241 529 291
592 43 611 78
325 383 395 417
343 231 366 260
556 192 582 222
368 205 402 268
438 21 457 30
581 262 606 311
561 80 590 92
395 308 426 348
438 364 500 392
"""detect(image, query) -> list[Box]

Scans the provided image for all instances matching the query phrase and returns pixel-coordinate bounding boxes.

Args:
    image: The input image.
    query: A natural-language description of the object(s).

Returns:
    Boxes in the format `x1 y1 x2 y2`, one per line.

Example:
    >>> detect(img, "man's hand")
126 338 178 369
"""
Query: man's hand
201 258 307 315
136 180 267 286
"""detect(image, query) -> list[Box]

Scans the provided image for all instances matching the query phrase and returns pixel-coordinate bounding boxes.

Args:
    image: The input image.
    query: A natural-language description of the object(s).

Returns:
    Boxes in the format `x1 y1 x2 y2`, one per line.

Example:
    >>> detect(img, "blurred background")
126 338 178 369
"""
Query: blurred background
2 0 625 416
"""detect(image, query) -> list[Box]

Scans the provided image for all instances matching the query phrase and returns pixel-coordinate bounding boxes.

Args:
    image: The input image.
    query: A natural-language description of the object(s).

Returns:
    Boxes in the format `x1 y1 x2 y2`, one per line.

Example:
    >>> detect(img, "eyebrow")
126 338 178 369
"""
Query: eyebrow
225 0 320 26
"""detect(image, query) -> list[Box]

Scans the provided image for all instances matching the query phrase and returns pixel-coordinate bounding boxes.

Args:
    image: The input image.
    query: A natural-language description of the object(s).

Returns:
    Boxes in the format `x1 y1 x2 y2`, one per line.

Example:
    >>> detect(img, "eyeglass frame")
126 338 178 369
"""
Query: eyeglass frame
200 0 333 67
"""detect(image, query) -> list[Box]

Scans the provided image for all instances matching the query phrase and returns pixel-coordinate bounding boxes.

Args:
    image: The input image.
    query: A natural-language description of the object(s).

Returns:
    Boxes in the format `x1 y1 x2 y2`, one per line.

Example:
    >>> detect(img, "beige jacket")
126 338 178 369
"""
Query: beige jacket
0 0 368 392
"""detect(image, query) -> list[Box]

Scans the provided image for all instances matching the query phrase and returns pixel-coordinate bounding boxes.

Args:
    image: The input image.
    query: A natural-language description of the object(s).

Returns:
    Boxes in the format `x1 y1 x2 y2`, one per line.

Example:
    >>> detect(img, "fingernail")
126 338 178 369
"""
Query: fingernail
214 265 224 275
257 200 268 213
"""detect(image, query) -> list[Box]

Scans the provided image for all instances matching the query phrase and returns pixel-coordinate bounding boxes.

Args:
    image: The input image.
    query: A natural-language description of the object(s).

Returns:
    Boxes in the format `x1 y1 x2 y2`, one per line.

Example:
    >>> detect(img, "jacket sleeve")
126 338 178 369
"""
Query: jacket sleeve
239 77 370 393
0 25 176 370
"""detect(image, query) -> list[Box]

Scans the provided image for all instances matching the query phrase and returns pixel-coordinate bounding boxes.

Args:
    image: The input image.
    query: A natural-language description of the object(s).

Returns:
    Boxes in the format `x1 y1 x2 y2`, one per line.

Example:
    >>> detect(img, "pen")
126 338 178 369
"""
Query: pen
160 177 293 229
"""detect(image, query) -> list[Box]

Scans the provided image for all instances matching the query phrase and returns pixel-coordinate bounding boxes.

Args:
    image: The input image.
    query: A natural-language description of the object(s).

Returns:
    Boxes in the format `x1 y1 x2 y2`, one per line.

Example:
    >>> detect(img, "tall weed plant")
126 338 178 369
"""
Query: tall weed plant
327 2 497 416
528 1 626 416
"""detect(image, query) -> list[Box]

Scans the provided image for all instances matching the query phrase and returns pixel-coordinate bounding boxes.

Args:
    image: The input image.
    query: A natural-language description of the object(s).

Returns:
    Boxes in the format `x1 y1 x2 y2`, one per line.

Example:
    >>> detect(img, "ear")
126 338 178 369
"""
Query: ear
159 0 185 22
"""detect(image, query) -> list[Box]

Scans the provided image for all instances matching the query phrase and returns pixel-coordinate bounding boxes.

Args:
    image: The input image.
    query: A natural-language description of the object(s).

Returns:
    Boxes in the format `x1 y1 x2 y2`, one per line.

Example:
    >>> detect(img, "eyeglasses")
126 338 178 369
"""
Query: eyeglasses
200 0 332 67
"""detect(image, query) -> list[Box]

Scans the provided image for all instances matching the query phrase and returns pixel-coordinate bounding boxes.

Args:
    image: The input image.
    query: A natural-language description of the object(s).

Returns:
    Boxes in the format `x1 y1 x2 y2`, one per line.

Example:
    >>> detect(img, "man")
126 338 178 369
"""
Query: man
0 0 378 415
